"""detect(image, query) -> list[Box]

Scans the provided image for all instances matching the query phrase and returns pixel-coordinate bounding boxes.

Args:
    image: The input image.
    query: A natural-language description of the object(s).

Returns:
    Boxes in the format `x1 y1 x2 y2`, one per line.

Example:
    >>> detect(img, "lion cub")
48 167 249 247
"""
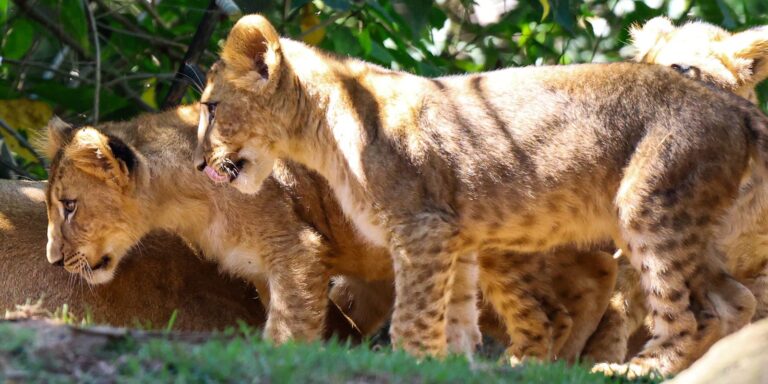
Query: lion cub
585 17 768 365
196 14 766 375
43 105 395 342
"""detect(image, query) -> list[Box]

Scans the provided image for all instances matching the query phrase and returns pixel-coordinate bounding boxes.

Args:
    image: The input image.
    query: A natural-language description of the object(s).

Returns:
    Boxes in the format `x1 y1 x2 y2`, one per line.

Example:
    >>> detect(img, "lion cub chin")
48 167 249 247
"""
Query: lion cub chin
196 14 767 375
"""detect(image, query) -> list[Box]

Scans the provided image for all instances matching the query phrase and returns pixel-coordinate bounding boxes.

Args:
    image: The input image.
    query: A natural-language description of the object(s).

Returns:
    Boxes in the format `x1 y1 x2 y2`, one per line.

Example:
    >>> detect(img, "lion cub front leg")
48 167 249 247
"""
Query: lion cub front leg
388 213 464 357
262 231 330 343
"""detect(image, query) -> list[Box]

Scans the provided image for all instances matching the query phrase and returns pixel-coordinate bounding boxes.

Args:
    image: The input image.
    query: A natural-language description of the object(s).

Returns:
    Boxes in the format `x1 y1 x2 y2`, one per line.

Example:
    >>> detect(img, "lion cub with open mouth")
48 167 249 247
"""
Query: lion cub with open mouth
196 14 768 375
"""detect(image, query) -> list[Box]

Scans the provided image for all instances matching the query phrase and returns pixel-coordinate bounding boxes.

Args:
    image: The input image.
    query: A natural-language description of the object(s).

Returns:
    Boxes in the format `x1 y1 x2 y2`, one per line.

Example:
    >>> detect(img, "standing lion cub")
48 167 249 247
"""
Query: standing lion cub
196 14 767 375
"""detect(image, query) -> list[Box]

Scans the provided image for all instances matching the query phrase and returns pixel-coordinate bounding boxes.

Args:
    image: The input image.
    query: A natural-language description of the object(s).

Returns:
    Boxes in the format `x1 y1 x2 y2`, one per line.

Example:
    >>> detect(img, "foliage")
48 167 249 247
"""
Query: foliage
0 322 660 383
1 0 767 179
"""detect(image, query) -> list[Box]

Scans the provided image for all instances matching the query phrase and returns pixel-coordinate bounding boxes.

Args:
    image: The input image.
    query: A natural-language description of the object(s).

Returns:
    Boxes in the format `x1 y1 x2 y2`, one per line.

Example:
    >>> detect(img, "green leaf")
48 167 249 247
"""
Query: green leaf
392 0 432 38
323 0 351 11
58 0 90 52
368 41 395 65
357 28 372 55
2 19 35 60
0 0 8 25
330 28 362 57
552 0 575 35
715 0 737 29
538 0 550 21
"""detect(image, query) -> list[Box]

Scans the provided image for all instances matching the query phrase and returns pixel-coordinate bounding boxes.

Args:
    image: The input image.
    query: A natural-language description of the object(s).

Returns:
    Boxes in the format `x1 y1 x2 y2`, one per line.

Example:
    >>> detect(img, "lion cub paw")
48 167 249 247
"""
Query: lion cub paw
446 318 482 356
591 362 661 380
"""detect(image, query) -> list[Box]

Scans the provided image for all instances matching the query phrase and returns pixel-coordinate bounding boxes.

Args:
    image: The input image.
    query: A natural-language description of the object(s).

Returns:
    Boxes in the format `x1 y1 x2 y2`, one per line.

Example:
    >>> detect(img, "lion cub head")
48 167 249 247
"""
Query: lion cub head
196 14 287 195
631 17 768 102
44 118 150 285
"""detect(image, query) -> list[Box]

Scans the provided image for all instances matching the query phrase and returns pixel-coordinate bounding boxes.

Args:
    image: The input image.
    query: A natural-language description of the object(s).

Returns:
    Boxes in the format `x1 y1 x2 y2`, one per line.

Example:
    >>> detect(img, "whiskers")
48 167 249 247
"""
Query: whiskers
221 157 241 180
177 63 206 96
63 253 96 294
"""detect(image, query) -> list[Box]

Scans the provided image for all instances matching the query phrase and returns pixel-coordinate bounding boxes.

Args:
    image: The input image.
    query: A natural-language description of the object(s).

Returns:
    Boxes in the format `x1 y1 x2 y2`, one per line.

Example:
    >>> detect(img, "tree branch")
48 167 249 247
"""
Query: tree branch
84 0 101 124
161 0 223 109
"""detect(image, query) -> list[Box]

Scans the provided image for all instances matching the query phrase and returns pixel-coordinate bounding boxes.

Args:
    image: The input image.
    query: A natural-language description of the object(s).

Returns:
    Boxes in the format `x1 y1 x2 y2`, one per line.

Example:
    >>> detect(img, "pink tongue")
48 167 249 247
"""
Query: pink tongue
204 165 229 183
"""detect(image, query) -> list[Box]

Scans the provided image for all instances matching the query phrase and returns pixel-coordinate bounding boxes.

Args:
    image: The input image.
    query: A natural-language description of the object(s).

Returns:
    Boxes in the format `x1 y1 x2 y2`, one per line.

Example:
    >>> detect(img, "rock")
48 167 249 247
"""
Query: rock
666 319 768 384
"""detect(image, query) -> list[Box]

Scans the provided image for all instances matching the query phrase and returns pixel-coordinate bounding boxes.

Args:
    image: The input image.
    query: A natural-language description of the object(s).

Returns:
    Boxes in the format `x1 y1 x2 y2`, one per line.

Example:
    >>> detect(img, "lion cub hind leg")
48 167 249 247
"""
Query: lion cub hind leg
610 137 756 375
582 257 645 364
479 251 573 361
445 254 482 355
552 248 618 361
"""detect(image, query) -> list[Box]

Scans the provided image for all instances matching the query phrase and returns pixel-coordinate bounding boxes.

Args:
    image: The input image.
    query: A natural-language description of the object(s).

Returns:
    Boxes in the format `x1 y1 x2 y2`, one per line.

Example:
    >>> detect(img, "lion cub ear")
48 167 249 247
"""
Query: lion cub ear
222 14 281 84
41 116 75 159
66 128 139 191
630 17 675 61
724 27 768 85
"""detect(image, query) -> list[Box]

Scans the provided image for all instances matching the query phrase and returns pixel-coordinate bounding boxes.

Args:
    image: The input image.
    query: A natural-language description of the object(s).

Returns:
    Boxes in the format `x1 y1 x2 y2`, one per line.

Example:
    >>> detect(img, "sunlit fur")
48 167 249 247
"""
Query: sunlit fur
43 106 618 359
586 19 768 369
197 14 768 375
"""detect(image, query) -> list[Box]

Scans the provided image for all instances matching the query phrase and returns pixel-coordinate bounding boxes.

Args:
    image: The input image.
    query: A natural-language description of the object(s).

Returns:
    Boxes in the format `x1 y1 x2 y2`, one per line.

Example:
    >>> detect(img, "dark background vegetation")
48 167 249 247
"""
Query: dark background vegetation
1 0 767 180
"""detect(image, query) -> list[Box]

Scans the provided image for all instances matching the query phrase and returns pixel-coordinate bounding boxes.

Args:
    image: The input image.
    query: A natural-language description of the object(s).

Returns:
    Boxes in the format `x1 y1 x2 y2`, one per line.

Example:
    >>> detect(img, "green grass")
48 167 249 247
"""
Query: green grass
0 323 660 384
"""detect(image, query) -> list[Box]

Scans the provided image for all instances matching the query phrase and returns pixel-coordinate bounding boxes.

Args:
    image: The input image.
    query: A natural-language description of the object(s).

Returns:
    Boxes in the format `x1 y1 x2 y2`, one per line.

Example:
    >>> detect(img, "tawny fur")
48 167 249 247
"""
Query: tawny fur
586 18 768 369
196 15 768 375
43 105 615 359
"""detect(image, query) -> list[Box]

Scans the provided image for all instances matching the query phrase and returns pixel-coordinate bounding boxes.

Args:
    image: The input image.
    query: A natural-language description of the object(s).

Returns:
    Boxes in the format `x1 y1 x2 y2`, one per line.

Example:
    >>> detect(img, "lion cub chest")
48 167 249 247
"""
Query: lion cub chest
201 220 267 278
334 181 389 248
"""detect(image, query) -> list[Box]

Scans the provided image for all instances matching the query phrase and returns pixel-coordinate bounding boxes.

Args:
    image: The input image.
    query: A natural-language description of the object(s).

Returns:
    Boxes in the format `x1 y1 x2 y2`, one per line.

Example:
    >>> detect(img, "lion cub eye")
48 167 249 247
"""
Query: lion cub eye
203 102 218 116
61 199 77 219
670 64 701 80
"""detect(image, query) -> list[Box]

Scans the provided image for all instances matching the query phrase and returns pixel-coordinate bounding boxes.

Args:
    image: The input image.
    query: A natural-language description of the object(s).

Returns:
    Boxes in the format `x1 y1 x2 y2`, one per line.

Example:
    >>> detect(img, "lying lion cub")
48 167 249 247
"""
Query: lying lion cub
584 17 768 365
42 103 617 360
0 180 266 330
196 14 766 375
